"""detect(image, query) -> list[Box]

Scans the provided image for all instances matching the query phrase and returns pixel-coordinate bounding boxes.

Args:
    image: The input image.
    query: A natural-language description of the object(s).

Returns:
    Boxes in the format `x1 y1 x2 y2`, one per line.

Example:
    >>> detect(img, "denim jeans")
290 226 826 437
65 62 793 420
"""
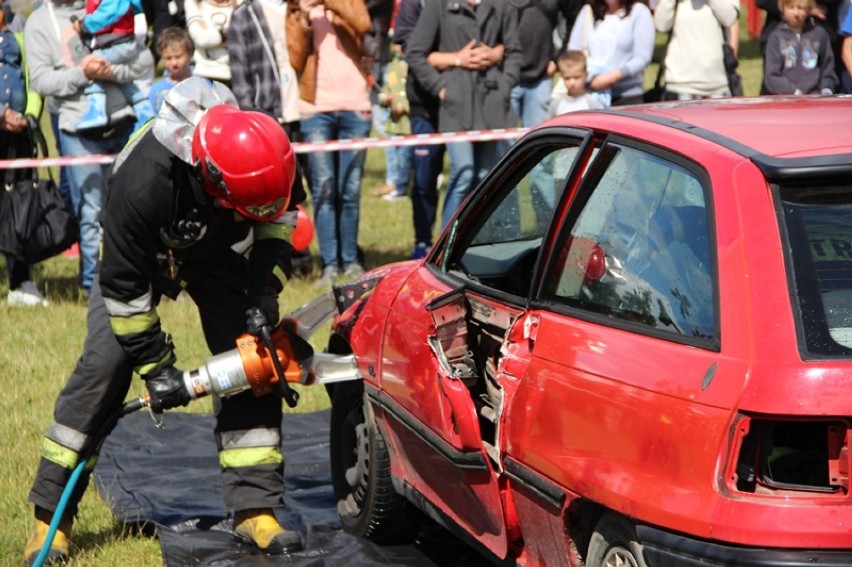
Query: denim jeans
50 113 72 212
511 76 555 232
410 115 443 245
85 42 145 104
373 103 414 191
300 110 372 269
390 144 413 190
442 139 509 229
59 128 130 292
510 76 553 129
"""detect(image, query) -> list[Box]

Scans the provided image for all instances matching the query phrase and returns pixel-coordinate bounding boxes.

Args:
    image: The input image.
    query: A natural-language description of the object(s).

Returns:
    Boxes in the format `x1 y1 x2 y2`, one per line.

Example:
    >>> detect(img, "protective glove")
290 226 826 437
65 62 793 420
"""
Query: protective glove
247 287 279 335
144 365 191 413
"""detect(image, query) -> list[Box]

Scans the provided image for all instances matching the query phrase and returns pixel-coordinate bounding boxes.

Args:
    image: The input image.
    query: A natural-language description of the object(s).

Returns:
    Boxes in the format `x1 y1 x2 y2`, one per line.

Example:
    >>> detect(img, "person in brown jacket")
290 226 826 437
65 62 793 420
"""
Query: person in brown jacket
286 0 373 288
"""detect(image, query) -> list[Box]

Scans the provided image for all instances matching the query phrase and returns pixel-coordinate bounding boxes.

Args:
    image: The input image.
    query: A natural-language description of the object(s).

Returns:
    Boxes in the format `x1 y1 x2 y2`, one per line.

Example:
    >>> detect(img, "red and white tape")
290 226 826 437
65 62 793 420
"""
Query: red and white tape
0 127 530 170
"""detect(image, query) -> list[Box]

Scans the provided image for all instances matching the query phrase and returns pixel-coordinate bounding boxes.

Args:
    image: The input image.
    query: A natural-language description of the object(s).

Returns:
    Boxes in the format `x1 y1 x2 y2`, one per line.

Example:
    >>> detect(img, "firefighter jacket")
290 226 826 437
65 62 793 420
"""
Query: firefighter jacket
98 124 305 378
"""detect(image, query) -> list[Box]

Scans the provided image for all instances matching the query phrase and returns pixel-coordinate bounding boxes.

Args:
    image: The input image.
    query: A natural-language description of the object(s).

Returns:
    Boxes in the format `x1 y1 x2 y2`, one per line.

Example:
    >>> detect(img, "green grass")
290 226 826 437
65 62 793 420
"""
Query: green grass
0 143 418 565
0 26 766 566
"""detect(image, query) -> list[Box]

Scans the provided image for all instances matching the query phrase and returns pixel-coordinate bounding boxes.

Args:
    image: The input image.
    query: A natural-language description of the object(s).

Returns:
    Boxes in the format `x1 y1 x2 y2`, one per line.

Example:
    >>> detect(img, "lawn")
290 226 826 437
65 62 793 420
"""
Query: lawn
0 26 767 566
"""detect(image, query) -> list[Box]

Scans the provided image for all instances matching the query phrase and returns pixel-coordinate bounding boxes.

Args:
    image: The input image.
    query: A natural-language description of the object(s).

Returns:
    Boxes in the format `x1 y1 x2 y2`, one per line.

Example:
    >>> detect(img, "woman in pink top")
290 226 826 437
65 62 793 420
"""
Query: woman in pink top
288 0 372 287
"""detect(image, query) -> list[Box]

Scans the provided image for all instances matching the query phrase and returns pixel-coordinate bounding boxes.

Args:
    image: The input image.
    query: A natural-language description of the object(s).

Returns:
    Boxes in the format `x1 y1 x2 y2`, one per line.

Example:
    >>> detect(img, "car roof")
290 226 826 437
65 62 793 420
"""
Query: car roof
545 96 852 182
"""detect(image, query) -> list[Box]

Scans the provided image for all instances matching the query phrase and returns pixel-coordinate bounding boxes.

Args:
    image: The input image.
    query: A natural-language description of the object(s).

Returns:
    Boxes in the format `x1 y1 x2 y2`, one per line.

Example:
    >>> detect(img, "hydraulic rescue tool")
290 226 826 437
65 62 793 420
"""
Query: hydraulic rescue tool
122 288 361 415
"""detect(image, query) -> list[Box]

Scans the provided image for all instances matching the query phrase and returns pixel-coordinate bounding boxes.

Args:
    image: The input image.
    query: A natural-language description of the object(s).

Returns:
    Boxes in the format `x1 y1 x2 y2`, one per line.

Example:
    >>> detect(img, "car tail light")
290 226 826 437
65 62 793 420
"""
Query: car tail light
732 415 849 495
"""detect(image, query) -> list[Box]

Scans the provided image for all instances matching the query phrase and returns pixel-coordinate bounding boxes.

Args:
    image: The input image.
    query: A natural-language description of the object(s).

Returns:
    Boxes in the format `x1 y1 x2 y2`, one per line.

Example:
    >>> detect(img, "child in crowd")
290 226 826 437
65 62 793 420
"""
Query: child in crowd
550 50 603 117
376 43 412 201
763 0 837 95
148 26 195 112
72 0 155 131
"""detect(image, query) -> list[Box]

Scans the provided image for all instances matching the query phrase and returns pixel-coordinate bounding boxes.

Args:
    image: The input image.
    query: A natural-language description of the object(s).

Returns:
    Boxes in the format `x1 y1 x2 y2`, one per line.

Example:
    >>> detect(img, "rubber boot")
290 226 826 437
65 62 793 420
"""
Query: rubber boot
233 508 303 554
76 91 108 131
23 506 72 566
121 83 155 133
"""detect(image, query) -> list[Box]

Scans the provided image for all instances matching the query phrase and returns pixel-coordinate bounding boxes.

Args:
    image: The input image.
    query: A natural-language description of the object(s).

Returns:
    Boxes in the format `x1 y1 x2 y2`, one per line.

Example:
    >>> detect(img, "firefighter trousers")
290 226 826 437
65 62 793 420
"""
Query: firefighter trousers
29 262 285 519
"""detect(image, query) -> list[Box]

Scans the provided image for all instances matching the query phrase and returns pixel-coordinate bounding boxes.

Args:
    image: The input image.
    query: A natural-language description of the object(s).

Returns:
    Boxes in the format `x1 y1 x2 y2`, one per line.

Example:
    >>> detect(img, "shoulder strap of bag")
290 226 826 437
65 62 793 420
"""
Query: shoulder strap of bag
27 119 56 185
2 120 39 186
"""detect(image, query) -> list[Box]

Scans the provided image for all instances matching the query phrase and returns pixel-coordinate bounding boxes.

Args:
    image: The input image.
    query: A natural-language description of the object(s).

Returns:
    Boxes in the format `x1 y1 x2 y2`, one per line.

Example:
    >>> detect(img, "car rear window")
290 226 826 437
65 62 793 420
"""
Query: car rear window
781 186 852 357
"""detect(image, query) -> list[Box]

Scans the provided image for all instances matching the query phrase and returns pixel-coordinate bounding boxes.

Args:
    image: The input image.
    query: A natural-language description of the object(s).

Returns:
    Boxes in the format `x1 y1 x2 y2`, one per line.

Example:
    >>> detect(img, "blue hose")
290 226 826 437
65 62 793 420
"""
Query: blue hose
31 398 143 567
31 458 87 567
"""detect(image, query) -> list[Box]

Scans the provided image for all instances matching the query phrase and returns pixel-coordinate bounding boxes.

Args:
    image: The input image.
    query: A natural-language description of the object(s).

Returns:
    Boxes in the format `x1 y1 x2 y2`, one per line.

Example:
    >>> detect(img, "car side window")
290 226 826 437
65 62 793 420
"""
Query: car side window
448 143 586 297
545 143 717 343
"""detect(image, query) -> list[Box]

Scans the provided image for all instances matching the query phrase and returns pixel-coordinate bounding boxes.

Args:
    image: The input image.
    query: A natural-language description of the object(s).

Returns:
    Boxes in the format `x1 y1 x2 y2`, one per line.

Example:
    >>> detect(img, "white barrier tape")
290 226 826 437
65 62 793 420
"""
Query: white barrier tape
295 127 529 153
0 127 530 170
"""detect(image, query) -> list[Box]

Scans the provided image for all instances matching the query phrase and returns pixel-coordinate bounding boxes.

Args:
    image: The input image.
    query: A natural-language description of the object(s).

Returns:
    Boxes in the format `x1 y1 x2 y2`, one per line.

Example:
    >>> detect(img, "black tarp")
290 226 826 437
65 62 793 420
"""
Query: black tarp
94 410 497 566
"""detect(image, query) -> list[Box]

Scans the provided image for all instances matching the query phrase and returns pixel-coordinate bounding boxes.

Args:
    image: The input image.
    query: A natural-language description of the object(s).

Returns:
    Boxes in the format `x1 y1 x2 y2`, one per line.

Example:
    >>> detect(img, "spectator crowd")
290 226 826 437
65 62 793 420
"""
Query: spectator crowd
2 0 850 303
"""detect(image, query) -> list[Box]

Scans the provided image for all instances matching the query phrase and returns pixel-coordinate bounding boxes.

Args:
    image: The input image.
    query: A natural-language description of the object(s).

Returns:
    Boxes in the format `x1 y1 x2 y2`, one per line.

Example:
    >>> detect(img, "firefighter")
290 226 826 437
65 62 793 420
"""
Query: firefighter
24 77 305 565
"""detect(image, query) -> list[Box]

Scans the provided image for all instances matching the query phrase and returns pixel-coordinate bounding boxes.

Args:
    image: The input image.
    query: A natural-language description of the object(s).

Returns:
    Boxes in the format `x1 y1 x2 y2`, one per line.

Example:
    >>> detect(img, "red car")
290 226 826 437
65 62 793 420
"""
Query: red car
323 97 852 566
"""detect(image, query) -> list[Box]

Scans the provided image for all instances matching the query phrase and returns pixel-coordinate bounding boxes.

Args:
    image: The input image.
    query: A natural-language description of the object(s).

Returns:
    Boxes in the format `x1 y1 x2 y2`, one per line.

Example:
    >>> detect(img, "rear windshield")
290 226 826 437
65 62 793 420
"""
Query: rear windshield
781 186 852 357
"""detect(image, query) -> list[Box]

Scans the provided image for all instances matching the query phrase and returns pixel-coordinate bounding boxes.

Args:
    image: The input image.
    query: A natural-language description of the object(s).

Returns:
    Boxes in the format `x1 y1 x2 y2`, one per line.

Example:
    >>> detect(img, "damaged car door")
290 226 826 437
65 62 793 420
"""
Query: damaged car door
378 131 591 557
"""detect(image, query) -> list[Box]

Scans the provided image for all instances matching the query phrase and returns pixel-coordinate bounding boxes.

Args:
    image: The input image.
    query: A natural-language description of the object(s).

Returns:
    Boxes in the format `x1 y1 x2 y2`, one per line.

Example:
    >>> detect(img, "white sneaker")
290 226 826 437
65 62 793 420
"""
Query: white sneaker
313 265 338 289
381 191 407 201
8 281 49 307
343 263 365 278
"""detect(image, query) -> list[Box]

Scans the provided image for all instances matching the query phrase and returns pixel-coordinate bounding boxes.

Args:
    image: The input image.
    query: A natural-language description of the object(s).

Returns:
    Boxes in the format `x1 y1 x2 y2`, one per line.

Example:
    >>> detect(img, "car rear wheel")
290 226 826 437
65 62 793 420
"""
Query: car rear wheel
329 381 417 543
586 512 650 567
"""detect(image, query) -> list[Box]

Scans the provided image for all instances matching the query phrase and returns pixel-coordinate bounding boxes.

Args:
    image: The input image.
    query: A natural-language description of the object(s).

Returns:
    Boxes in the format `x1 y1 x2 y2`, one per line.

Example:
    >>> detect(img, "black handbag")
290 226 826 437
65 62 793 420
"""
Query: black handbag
0 123 78 264
722 28 744 97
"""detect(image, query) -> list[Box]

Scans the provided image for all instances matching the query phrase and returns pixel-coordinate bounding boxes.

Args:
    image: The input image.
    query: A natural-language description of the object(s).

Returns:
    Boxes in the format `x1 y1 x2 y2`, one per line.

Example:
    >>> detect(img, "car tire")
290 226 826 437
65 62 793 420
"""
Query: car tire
586 512 650 567
329 381 418 543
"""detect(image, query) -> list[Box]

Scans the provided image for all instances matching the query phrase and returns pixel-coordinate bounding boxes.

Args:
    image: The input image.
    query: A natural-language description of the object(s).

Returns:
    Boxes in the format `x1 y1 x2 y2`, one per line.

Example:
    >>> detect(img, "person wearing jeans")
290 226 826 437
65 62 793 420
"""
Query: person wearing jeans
392 0 445 259
442 138 511 228
287 0 371 287
300 110 371 279
59 129 132 292
511 76 553 129
509 0 580 126
405 0 522 230
408 114 443 257
25 0 154 295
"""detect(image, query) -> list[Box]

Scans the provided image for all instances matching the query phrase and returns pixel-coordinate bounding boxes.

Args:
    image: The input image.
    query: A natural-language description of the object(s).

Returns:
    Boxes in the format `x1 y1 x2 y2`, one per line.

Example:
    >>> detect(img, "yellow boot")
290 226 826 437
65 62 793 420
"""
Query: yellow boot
234 508 302 554
24 507 72 566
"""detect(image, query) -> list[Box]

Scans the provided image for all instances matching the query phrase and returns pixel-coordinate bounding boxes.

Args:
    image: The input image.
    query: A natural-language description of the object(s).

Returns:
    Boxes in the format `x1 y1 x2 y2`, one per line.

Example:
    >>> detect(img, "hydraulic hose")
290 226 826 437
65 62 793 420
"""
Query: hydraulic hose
31 401 142 567
30 458 86 567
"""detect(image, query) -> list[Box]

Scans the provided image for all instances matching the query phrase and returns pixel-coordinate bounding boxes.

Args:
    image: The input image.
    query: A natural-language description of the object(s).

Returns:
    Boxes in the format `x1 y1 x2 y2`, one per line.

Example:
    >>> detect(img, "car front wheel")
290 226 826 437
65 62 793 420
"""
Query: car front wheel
586 512 650 567
329 381 417 543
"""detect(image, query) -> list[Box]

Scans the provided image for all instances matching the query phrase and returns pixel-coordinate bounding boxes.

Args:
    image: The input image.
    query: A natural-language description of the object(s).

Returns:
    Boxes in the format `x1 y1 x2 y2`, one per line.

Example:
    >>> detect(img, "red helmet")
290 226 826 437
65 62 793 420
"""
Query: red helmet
191 105 295 221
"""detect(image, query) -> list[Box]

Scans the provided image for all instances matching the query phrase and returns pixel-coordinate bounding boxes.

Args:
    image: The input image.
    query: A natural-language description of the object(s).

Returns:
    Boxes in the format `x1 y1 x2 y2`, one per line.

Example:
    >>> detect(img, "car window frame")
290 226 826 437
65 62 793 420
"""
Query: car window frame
533 134 722 352
426 127 596 306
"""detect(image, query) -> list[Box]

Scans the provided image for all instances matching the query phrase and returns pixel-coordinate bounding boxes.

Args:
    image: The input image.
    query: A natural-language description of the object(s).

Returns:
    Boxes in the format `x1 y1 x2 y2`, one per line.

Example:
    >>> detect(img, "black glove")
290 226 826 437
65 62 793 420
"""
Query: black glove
247 287 279 335
144 365 190 413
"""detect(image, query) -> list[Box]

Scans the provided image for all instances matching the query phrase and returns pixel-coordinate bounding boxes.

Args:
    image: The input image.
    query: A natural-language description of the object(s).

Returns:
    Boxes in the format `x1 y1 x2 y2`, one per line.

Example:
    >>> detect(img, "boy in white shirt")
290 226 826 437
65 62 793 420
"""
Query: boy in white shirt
550 50 603 116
